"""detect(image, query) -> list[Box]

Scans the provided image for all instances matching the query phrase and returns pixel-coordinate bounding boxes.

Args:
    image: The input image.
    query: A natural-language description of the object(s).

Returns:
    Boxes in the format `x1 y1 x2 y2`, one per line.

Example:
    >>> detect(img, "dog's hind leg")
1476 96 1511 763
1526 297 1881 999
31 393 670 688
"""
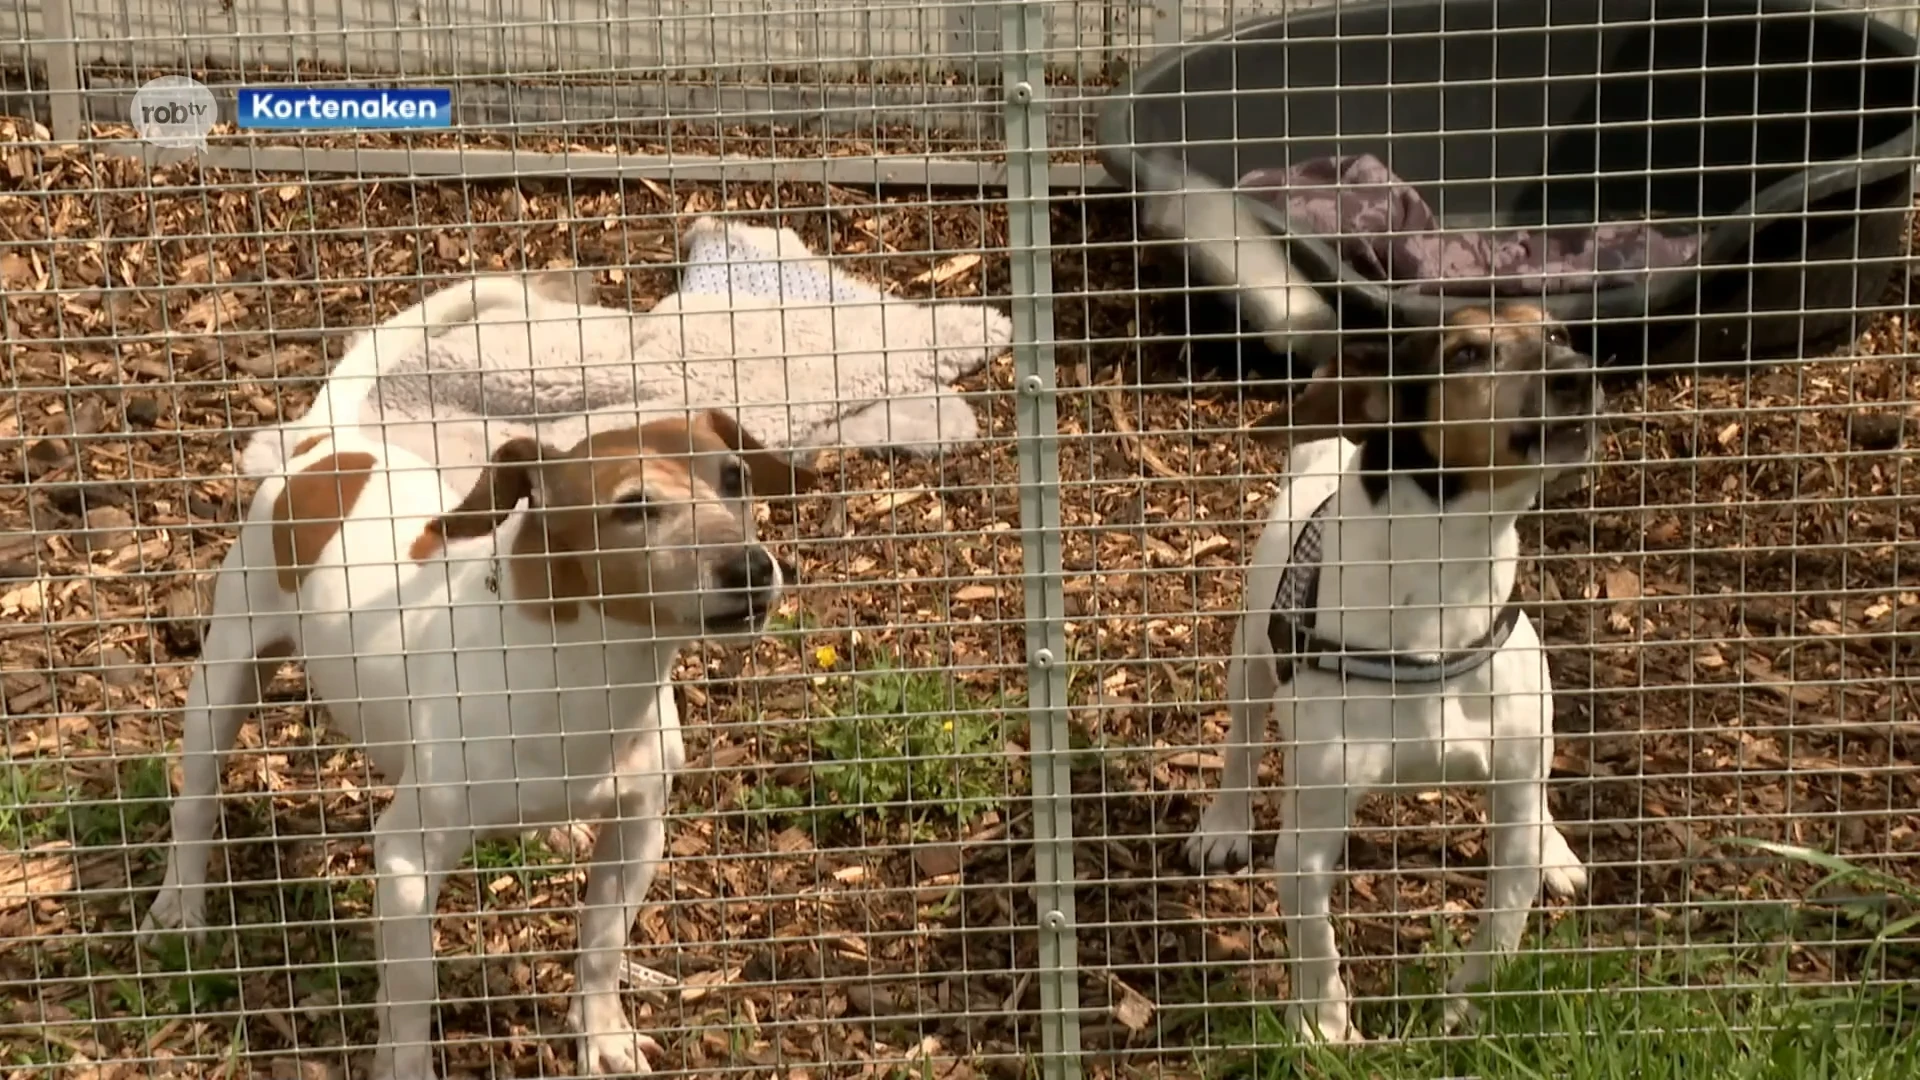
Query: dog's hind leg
1275 741 1368 1044
141 554 292 947
1442 778 1555 1032
1185 621 1277 872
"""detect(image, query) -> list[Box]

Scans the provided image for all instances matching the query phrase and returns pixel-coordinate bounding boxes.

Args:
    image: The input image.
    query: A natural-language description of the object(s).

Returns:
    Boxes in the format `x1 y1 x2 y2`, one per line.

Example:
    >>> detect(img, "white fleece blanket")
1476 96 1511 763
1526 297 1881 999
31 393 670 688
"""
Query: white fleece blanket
279 216 1013 494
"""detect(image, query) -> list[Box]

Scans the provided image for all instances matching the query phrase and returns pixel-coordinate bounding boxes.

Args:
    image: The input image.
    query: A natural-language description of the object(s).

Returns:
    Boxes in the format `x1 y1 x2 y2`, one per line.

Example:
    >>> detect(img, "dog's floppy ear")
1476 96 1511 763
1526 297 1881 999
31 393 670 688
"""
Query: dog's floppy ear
696 409 821 496
1246 326 1455 445
1248 340 1398 445
434 437 553 542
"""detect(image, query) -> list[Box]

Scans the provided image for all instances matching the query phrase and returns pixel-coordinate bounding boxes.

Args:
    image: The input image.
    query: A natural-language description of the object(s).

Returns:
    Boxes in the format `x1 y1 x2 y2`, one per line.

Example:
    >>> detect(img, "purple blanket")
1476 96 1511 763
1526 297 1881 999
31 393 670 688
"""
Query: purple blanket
1238 154 1703 296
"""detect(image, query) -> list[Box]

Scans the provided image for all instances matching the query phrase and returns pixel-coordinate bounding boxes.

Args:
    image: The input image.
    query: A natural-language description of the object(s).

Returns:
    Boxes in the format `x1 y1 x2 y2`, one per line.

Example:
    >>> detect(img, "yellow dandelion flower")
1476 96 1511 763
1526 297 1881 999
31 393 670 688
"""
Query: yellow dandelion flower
814 644 839 670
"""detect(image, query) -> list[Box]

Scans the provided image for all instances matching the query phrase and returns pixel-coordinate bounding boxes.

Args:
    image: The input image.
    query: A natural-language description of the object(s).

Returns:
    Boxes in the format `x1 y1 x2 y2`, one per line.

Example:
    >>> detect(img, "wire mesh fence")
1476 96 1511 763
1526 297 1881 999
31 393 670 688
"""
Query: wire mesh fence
2 1 1919 1080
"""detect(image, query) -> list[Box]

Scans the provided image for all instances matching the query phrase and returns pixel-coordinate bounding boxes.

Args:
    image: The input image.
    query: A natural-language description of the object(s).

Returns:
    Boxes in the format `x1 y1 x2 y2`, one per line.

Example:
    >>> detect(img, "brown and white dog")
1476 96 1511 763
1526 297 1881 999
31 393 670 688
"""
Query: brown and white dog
1185 304 1599 1042
142 409 815 1079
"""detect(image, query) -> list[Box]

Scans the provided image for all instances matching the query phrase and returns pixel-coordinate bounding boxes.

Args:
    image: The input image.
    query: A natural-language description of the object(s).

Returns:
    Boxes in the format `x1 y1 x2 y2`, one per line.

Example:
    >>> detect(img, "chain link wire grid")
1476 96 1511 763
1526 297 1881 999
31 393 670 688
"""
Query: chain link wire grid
1076 0 1920 1075
1 2 1111 1079
2 1 1920 1080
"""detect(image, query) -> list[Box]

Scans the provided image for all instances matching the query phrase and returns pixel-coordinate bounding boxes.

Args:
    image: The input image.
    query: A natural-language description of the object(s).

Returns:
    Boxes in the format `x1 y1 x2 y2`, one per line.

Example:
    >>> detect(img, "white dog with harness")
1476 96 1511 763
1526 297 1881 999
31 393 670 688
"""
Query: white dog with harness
1185 304 1598 1042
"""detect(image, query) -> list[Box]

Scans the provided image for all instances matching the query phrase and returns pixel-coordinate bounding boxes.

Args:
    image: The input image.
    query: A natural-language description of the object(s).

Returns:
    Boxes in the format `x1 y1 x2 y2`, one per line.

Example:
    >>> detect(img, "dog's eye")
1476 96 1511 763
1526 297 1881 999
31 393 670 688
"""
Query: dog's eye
612 492 651 523
719 459 748 500
1546 327 1571 347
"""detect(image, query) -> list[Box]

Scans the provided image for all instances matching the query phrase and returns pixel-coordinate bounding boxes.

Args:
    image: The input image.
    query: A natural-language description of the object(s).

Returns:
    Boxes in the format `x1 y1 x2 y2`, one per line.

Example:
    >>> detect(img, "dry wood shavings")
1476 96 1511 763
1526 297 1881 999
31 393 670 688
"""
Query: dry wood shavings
0 158 1915 1079
1742 653 1830 707
1100 381 1184 480
904 253 982 287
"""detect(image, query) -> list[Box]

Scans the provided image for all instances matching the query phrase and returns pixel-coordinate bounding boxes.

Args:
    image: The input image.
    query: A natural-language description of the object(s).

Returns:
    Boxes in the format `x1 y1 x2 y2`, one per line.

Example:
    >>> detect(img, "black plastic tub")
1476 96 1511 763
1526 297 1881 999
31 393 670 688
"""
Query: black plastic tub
1096 0 1920 373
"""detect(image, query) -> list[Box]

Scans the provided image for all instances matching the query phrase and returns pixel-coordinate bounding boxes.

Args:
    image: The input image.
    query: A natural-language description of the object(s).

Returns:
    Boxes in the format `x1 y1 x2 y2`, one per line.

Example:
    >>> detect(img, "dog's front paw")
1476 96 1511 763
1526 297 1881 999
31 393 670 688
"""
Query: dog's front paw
577 1027 662 1076
1541 827 1588 900
369 1045 439 1080
1184 795 1256 872
1286 1001 1363 1045
568 998 662 1076
138 885 209 950
1440 993 1482 1035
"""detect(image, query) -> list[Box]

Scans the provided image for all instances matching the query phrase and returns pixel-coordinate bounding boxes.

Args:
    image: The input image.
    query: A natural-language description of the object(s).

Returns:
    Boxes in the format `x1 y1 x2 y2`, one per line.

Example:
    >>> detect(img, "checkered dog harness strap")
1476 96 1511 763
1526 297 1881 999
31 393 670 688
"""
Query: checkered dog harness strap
1267 495 1523 684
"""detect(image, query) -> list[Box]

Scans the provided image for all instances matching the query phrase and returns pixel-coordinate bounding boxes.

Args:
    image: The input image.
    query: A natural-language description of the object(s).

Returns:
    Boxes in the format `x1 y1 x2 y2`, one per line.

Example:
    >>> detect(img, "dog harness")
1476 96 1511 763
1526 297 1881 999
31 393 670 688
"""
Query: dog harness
1267 496 1524 684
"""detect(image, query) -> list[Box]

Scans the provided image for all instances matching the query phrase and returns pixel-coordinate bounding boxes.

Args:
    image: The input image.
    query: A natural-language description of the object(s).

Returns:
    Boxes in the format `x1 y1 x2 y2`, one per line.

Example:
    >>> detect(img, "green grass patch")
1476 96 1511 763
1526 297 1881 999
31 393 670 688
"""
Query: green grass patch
0 760 70 847
470 833 558 872
762 607 824 637
465 832 574 911
744 654 1011 838
1198 932 1917 1080
1195 839 1920 1080
1 756 172 851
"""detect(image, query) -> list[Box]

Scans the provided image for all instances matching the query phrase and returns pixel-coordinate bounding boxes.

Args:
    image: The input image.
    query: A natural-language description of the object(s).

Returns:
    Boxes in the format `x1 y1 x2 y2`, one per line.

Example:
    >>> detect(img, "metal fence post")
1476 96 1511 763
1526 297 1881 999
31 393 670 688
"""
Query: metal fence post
40 0 84 143
1000 2 1082 1078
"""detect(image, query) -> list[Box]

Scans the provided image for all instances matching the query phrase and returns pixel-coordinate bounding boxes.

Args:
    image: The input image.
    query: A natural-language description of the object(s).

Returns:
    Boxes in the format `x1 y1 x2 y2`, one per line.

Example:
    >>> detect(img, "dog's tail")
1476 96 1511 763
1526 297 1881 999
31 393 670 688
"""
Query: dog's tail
237 273 588 477
1134 152 1337 362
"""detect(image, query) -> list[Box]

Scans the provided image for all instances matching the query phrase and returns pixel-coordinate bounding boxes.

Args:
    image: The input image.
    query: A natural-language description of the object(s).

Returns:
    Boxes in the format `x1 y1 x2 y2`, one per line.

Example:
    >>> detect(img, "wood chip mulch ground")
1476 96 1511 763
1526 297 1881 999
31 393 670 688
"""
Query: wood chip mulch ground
1 123 1917 1080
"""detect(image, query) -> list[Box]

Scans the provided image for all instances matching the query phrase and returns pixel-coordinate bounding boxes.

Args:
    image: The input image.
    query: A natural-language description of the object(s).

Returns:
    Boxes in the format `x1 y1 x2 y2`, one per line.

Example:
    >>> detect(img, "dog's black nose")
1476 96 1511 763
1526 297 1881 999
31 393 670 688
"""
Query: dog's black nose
715 548 781 593
1544 347 1597 404
1546 346 1594 374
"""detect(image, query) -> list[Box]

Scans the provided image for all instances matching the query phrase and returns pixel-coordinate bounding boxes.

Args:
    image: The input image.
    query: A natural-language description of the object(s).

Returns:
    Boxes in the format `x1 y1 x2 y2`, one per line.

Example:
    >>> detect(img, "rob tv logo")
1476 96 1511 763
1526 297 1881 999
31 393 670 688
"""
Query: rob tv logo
139 99 208 126
130 76 218 151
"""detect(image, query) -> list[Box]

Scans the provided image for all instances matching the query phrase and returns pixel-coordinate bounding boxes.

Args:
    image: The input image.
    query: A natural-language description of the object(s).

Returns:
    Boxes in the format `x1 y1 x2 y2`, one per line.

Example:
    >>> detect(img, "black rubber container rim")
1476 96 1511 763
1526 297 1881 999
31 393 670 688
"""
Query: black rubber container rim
1094 0 1920 329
